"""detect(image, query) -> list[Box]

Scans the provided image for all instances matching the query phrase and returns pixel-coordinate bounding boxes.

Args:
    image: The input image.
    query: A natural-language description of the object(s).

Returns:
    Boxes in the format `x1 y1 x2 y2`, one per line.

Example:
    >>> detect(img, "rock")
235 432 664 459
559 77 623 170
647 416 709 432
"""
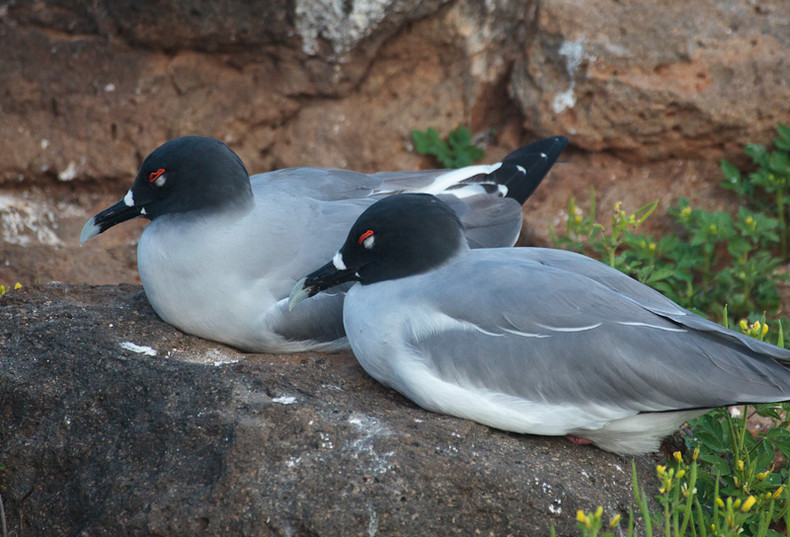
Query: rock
2 0 788 289
0 283 661 536
513 0 790 160
4 0 786 187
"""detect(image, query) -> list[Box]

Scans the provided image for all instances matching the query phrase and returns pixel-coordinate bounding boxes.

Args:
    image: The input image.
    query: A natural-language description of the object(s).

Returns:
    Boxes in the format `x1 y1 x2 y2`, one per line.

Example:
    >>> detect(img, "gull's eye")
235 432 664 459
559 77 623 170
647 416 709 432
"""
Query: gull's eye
148 168 166 187
357 229 375 249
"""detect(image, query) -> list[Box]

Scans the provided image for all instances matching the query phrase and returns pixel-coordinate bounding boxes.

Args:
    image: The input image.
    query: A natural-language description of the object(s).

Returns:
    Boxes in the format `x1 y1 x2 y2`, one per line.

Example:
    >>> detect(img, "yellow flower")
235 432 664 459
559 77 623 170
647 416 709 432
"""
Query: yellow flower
648 242 656 251
673 451 683 463
741 496 756 512
762 323 769 336
609 514 621 528
692 447 699 460
739 319 749 331
756 471 769 480
716 497 725 508
736 459 744 472
656 465 667 477
773 486 785 499
14 282 21 289
576 510 586 523
676 469 686 479
681 206 692 217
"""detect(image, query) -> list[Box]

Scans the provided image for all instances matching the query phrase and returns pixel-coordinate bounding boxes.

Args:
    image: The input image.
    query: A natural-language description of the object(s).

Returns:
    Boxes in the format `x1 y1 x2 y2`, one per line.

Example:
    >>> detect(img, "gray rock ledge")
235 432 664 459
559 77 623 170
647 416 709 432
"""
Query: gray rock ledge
0 283 659 536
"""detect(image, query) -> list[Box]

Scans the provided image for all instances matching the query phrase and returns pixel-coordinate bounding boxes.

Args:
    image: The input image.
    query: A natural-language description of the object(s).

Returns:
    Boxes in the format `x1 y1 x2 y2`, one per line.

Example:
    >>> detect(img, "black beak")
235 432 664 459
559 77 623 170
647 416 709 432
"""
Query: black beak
80 199 144 245
288 259 359 310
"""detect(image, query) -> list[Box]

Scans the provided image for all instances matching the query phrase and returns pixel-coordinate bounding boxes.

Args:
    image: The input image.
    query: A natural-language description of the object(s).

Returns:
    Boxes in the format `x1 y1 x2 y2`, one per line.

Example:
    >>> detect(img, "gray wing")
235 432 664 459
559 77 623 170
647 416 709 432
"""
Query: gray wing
527 247 790 358
251 167 486 201
251 168 385 201
408 248 790 416
252 168 524 248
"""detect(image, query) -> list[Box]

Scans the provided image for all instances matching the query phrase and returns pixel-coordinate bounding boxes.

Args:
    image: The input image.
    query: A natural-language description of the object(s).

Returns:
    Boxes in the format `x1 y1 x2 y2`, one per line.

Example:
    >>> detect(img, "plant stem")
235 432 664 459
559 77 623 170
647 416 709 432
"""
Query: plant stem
776 188 787 261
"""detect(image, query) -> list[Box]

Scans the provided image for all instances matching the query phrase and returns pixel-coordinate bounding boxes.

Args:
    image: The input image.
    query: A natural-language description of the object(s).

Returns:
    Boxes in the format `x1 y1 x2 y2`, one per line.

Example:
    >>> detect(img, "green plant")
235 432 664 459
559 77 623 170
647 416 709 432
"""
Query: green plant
551 124 790 536
721 123 790 259
411 126 485 168
573 456 788 537
549 189 659 270
552 193 786 322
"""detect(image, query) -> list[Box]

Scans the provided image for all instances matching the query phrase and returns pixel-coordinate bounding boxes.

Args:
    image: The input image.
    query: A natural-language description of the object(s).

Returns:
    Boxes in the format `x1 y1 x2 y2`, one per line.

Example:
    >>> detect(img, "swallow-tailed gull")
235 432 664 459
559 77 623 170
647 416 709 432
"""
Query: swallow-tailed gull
290 193 790 454
81 135 568 353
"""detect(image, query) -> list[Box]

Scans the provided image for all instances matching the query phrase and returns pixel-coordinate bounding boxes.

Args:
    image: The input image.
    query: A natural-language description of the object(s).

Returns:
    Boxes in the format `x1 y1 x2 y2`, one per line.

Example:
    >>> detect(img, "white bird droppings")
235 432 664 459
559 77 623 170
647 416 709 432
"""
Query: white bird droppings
272 395 298 405
119 341 158 356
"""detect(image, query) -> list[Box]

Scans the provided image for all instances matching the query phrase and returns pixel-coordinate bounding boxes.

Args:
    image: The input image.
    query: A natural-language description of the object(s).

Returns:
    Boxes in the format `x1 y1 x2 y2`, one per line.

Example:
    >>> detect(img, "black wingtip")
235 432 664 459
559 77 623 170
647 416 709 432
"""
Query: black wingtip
495 136 570 205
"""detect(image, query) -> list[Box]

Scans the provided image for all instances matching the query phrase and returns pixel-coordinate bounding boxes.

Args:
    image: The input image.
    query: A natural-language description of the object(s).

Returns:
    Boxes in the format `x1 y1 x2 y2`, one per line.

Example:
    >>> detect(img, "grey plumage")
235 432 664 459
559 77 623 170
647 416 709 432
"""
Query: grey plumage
291 194 790 454
81 136 568 353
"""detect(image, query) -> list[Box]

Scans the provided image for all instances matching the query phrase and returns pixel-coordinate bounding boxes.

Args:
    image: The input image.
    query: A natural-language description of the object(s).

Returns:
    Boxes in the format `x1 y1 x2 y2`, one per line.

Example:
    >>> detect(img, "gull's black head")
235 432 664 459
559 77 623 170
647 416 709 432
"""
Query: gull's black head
337 193 466 284
289 193 466 309
81 136 252 244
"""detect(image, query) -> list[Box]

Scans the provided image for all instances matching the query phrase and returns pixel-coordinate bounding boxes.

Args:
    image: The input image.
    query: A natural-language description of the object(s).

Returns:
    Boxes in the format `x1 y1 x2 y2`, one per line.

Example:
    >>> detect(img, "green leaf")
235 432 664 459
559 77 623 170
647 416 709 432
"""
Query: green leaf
411 128 443 155
721 159 741 182
411 126 484 169
745 143 768 164
447 126 472 149
768 150 790 175
775 122 790 148
727 237 751 258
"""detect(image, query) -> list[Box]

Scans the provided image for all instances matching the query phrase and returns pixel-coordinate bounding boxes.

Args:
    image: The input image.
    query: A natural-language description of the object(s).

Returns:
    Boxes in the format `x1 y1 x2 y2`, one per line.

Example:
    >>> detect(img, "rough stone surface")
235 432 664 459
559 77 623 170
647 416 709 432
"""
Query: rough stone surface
1 0 788 289
1 0 789 531
1 283 660 536
514 0 790 160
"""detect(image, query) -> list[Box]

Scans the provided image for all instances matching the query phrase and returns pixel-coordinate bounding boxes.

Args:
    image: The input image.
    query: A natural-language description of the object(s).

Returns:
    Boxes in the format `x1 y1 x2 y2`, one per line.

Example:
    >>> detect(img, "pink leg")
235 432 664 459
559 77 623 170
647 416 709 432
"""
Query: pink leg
565 434 593 446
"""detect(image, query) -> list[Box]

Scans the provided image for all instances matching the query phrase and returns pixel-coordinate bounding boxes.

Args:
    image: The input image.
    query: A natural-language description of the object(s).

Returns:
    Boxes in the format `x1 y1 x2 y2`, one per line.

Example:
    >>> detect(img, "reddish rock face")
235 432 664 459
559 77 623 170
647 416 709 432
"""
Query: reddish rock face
513 0 790 161
0 0 788 287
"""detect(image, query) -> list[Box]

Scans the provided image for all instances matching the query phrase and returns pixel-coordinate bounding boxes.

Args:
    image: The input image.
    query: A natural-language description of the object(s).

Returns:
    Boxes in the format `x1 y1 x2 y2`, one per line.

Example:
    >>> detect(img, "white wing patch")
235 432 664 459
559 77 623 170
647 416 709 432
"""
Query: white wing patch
501 327 552 339
408 310 503 342
616 321 687 333
419 163 503 194
472 325 505 337
535 322 603 333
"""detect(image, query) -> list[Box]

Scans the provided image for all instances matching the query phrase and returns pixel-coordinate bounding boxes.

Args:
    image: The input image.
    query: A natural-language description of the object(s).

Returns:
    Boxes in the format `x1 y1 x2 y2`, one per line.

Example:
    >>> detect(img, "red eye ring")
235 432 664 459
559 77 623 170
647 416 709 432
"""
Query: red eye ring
358 229 374 245
148 168 165 183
